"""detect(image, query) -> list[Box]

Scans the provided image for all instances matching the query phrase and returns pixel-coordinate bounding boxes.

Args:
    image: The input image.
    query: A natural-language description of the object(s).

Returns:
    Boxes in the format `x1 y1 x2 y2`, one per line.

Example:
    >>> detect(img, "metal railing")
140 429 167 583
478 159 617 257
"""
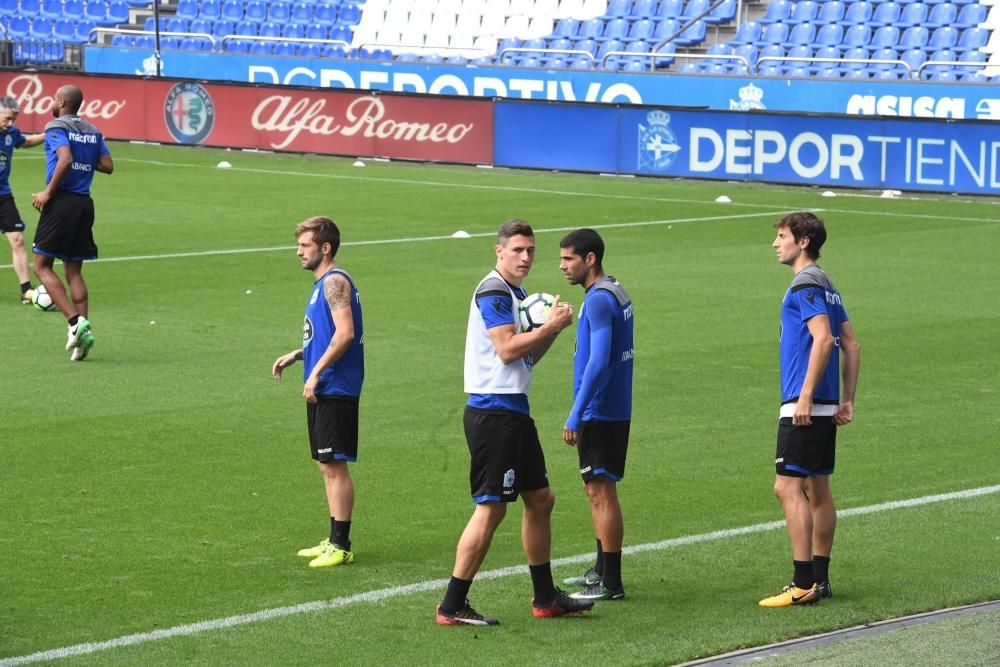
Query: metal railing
755 54 913 78
497 46 597 66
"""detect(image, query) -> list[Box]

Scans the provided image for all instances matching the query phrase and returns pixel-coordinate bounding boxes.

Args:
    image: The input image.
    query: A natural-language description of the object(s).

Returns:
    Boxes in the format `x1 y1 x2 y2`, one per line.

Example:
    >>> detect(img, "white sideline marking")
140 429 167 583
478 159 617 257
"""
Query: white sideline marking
0 211 784 269
3 484 998 666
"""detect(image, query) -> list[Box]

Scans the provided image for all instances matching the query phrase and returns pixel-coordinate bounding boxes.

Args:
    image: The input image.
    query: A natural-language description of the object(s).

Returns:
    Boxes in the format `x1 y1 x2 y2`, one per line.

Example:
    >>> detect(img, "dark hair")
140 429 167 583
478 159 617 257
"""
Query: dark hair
296 216 341 257
58 85 84 114
559 228 605 266
774 211 826 260
497 219 534 245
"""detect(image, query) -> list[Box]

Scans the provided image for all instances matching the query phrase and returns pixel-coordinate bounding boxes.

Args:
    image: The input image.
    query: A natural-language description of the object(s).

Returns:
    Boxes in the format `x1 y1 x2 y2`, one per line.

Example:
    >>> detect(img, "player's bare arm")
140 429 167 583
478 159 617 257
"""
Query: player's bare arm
272 349 303 380
324 273 353 313
488 296 573 365
97 154 114 175
22 133 44 148
834 320 861 426
32 145 72 210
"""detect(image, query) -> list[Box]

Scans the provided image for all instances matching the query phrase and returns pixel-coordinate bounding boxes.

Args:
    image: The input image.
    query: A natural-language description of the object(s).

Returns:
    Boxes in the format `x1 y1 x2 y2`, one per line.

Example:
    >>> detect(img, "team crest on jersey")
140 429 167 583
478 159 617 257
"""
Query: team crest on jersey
164 82 215 145
303 316 313 345
638 110 680 172
310 287 320 305
4 135 11 147
502 469 515 489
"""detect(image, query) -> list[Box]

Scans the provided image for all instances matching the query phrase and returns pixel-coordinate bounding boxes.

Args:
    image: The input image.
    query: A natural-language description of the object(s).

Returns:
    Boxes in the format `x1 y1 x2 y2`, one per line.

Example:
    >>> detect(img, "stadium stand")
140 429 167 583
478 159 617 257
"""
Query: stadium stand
0 0 995 80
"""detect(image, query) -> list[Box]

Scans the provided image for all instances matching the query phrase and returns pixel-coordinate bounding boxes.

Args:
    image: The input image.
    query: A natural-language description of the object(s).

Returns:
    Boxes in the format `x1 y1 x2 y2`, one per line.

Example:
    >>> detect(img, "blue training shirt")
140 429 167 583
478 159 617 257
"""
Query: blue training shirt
779 264 849 406
303 268 365 398
0 126 26 197
566 276 634 431
467 276 530 415
43 115 110 196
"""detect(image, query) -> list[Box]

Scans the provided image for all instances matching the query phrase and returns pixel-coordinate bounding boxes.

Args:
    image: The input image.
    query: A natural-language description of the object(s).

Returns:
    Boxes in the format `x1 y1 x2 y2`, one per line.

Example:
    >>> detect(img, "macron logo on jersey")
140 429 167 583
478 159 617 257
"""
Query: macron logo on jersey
68 132 98 144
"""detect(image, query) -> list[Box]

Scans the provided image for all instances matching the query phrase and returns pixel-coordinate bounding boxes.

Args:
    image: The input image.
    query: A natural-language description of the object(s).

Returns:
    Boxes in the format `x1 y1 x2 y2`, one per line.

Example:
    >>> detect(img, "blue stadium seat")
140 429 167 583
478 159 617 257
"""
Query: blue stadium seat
922 48 956 78
176 0 199 21
899 47 926 77
930 69 958 81
754 22 788 47
0 0 17 17
960 71 987 83
656 0 685 21
554 18 578 37
575 17 604 41
815 23 844 48
107 0 129 23
727 19 760 47
927 26 958 52
676 61 699 74
682 0 711 21
758 0 791 25
675 18 706 45
816 64 840 78
869 2 901 27
313 2 337 26
606 0 631 18
298 42 322 57
54 17 76 41
812 45 841 71
782 23 815 49
181 36 212 51
789 0 819 24
304 23 326 40
706 0 736 24
41 0 62 18
956 49 986 75
869 46 898 72
273 40 296 56
221 0 244 22
337 3 360 25
329 24 351 44
841 46 869 73
953 26 987 54
732 42 757 68
843 24 870 50
199 0 221 21
160 35 181 49
291 2 313 24
224 38 250 53
548 36 572 51
235 19 257 36
165 17 188 33
894 2 928 27
84 0 106 24
899 25 929 50
600 18 629 42
143 16 155 32
74 18 97 42
839 2 873 26
625 18 655 43
630 0 657 19
244 0 267 22
30 17 54 38
576 37 598 55
814 0 845 25
110 32 133 46
63 0 84 19
212 19 236 39
869 25 899 51
190 17 212 35
21 0 41 16
757 43 784 69
953 3 986 29
259 20 282 38
914 2 956 28
249 40 272 55
784 44 813 71
282 22 304 38
653 18 682 42
322 43 348 58
268 1 291 23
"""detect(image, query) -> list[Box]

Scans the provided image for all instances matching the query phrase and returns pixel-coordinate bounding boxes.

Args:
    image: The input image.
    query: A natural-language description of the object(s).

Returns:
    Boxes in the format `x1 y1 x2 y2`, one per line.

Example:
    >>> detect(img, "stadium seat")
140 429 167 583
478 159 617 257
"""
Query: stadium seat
244 0 267 22
63 0 85 19
221 0 244 22
282 22 305 39
554 18 579 38
110 32 133 47
0 0 17 17
839 2 873 26
899 25 930 50
329 25 351 44
304 23 326 40
894 2 929 27
758 0 792 24
790 0 819 24
923 2 956 28
600 18 629 42
630 0 657 19
574 17 604 42
812 45 841 71
869 46 898 72
956 49 987 74
732 42 758 68
322 43 348 58
728 19 760 47
960 71 988 82
30 17 54 38
870 2 901 27
923 48 957 77
273 40 296 56
782 23 815 49
625 18 655 43
706 0 736 24
954 3 987 29
843 24 871 50
235 19 257 36
899 47 927 77
870 25 900 51
757 43 784 69
54 17 76 41
190 18 212 36
21 0 41 16
199 0 221 20
653 18 682 42
165 17 188 33
927 26 959 52
106 0 129 24
784 44 813 70
814 1 845 26
682 0 712 21
41 0 61 18
754 22 788 47
181 36 212 51
268 2 291 23
212 19 236 39
606 0 631 18
841 45 869 73
656 0 685 20
259 20 282 38
314 3 338 26
337 4 361 25
224 37 250 53
84 0 107 24
176 0 198 21
249 40 272 55
675 18 706 45
815 23 844 48
675 61 699 73
954 27 988 54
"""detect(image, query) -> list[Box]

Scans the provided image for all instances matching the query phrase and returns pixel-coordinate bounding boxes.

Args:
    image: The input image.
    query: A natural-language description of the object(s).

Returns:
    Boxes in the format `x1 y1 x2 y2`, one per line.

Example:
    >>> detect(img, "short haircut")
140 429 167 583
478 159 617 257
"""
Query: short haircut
774 211 826 260
497 219 534 245
59 85 84 114
559 228 605 266
296 216 341 257
0 96 19 114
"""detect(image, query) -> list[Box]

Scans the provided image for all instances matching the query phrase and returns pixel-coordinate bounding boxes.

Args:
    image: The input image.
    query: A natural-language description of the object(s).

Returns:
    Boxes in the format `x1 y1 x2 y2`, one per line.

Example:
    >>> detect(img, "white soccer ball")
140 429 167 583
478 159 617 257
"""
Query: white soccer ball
33 285 56 311
518 292 555 332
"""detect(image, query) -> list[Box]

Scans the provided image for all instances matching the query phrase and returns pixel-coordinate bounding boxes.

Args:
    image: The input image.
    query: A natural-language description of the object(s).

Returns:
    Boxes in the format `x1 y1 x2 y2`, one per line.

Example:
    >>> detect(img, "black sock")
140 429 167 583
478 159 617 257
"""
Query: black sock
441 576 472 614
594 538 604 576
793 560 815 589
813 555 831 583
602 551 622 590
69 315 80 327
332 519 352 551
529 562 556 606
20 281 32 294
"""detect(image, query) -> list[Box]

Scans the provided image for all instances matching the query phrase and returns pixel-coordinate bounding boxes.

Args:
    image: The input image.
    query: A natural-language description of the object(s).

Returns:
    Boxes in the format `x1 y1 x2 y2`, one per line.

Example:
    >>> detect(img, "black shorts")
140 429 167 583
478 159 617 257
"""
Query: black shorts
306 395 359 463
0 195 25 234
464 407 549 504
775 416 836 477
32 191 97 262
578 420 630 483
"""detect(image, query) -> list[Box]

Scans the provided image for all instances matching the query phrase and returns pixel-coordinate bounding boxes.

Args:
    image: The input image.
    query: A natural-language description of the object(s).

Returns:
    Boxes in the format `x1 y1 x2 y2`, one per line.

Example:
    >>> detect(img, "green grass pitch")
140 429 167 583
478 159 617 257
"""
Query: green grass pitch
2 143 998 665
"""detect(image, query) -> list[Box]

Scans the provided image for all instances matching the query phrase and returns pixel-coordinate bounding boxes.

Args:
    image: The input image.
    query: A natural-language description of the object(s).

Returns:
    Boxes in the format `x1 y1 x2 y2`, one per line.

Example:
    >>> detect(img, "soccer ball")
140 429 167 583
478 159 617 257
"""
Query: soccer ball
518 292 555 332
33 285 56 311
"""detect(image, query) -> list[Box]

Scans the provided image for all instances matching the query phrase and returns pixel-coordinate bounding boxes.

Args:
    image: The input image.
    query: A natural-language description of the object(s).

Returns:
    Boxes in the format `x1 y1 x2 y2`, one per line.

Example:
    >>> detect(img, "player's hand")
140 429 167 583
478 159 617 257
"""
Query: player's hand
792 396 813 426
272 352 298 380
31 191 51 211
303 375 319 404
563 426 579 447
834 401 854 426
544 296 574 332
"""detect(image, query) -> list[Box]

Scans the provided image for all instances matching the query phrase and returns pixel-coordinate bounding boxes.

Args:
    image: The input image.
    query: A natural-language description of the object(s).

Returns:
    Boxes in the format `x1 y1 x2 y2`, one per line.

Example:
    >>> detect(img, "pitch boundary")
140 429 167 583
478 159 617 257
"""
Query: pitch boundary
2 484 998 666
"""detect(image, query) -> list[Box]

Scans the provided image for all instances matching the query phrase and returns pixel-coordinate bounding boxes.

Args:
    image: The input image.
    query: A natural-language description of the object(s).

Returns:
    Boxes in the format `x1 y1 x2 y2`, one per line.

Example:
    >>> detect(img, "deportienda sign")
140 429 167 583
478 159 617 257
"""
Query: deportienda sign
0 72 492 164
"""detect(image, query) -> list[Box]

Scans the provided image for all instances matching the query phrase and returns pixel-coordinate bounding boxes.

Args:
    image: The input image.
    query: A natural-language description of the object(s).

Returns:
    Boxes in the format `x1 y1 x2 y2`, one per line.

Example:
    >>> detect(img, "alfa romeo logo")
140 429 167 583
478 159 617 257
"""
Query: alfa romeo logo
164 82 215 145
